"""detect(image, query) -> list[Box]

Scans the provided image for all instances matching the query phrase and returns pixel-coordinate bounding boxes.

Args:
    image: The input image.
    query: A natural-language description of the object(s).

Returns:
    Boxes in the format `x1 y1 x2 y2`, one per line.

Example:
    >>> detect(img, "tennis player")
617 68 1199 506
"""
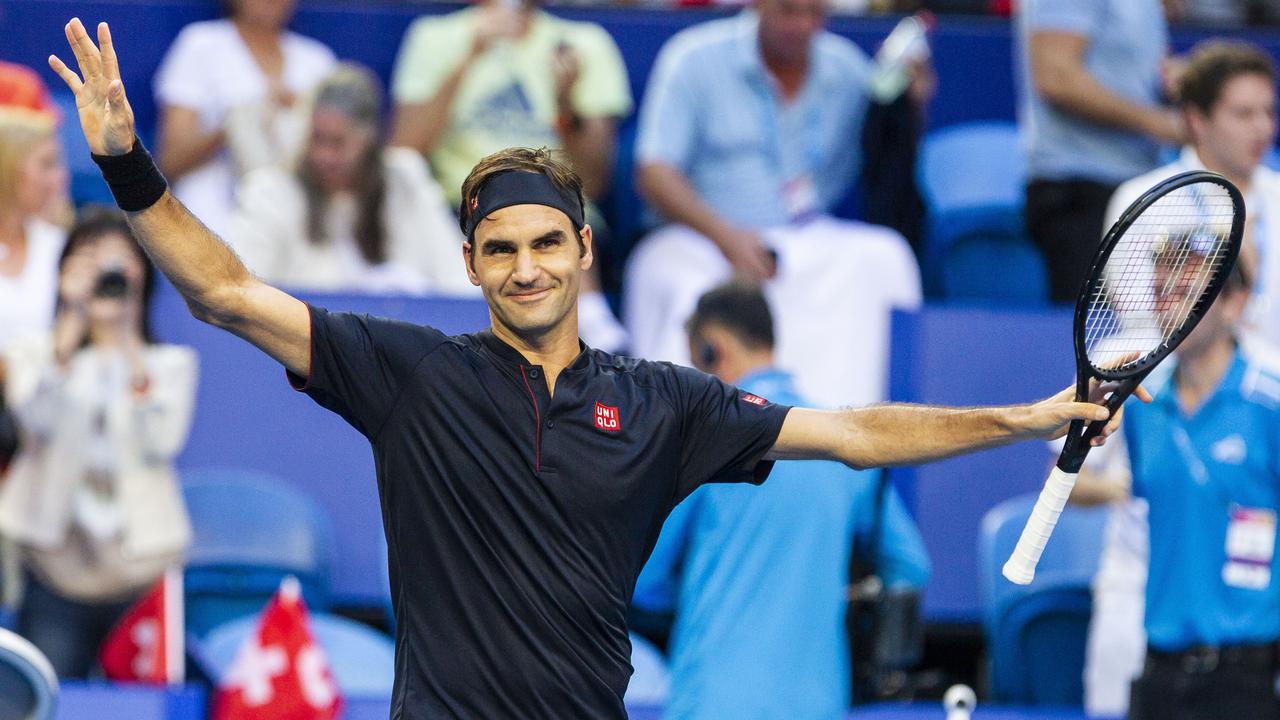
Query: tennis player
52 18 1123 719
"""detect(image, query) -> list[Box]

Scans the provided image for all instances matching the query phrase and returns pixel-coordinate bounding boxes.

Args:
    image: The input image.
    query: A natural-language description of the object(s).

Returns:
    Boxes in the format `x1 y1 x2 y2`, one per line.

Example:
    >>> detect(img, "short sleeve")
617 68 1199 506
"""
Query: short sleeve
1022 0 1105 36
391 17 459 104
635 37 700 172
567 25 633 120
154 24 217 111
669 365 792 501
288 305 449 439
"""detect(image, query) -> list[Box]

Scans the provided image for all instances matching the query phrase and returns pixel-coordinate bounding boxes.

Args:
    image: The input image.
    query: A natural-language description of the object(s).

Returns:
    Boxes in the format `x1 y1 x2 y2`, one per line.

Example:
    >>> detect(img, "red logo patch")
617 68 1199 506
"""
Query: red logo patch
741 393 768 406
594 402 620 432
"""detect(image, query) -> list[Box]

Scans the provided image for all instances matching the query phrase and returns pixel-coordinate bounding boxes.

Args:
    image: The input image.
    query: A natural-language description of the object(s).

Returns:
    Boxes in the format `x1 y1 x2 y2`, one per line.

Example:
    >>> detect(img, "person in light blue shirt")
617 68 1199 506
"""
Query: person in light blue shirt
633 281 931 720
1072 253 1280 720
624 0 923 412
1017 0 1184 302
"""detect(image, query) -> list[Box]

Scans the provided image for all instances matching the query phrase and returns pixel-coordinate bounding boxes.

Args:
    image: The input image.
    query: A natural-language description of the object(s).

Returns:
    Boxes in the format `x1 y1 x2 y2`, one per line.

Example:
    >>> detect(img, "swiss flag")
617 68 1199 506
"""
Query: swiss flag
212 577 342 720
99 567 184 684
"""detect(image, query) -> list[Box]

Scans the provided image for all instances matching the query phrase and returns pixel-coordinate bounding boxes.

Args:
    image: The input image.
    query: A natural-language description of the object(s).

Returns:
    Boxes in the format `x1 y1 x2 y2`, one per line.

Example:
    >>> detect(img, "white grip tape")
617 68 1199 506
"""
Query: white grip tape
1001 466 1079 585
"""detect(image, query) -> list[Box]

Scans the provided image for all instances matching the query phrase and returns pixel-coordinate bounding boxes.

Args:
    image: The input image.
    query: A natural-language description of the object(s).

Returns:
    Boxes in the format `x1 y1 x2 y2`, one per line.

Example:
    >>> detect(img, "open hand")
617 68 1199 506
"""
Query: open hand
48 18 136 156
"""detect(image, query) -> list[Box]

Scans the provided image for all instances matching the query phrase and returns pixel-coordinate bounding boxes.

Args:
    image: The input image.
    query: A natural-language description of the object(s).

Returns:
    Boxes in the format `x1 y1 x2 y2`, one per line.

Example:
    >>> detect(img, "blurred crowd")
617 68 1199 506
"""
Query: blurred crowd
0 0 1277 717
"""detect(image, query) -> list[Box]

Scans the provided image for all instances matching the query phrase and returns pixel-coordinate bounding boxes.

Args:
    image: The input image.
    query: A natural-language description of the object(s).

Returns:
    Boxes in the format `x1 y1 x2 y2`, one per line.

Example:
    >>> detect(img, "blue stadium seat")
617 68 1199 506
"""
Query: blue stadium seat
182 467 335 638
979 493 1109 705
940 231 1048 306
917 121 1027 294
195 612 395 697
0 626 58 720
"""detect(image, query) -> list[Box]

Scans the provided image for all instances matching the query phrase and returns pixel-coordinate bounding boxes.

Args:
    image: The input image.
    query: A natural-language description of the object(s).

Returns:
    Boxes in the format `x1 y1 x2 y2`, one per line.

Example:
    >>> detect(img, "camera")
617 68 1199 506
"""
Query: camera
93 268 129 299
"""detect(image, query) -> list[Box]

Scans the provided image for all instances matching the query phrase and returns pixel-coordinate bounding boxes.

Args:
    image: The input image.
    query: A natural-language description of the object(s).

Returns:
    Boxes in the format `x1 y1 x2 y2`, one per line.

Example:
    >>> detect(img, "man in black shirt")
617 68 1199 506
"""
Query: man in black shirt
52 19 1125 719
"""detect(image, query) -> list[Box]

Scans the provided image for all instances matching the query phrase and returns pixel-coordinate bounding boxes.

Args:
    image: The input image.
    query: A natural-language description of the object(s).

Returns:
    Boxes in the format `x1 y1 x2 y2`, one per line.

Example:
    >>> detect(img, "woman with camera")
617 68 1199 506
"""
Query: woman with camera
0 209 196 678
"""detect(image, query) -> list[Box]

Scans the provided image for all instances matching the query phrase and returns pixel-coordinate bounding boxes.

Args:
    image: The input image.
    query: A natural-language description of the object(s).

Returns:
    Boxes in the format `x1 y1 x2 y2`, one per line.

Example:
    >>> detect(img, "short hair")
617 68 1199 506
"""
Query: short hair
457 147 587 238
0 107 55 209
1178 41 1276 116
685 280 775 350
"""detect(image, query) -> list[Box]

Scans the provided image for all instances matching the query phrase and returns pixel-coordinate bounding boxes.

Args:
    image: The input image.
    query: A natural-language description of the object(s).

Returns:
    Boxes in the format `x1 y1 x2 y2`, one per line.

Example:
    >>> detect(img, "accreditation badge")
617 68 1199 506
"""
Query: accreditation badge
1223 505 1276 590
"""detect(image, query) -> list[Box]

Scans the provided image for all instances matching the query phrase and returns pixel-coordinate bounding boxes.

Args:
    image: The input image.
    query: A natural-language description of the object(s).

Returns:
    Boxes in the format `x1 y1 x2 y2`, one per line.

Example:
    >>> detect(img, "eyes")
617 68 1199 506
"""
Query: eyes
482 235 565 256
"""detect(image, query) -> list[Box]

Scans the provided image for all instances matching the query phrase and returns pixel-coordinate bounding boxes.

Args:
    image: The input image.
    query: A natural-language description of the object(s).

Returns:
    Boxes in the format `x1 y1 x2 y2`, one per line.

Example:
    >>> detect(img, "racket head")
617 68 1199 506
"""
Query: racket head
1073 170 1245 387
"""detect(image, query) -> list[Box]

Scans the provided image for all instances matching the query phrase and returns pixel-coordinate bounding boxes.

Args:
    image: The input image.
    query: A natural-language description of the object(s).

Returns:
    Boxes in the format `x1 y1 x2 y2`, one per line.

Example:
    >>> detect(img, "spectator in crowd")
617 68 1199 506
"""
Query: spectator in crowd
1078 40 1279 718
0 61 55 115
1017 0 1185 303
1070 252 1280 720
0 209 196 678
633 281 931 720
1166 0 1280 27
389 0 631 350
230 64 475 296
0 109 68 355
154 0 335 237
625 0 922 408
1107 41 1280 351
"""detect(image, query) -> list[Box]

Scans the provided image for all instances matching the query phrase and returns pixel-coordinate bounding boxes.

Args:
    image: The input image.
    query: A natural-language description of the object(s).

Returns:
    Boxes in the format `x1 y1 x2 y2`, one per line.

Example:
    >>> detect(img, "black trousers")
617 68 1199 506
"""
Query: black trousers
1024 178 1119 304
1128 645 1280 720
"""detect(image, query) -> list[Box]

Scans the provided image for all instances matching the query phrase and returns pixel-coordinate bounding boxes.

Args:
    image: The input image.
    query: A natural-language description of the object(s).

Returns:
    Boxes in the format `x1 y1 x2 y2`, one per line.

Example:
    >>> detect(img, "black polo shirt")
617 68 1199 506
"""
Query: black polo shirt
289 306 791 719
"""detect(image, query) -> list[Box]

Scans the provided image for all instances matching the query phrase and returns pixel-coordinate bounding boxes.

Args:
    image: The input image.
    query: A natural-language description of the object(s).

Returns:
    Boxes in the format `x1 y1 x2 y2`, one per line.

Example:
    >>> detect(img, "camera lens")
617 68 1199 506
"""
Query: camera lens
93 268 129 299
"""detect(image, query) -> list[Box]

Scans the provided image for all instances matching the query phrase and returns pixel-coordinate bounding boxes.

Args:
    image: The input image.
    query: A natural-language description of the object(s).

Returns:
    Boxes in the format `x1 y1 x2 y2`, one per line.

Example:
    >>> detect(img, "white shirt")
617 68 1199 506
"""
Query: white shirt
154 19 336 237
229 148 478 296
1106 146 1280 351
0 218 64 353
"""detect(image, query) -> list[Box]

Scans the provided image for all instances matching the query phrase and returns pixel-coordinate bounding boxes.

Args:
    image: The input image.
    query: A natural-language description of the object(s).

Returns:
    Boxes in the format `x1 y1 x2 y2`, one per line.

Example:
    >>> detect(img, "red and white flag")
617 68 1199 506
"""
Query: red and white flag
99 567 185 684
212 577 343 720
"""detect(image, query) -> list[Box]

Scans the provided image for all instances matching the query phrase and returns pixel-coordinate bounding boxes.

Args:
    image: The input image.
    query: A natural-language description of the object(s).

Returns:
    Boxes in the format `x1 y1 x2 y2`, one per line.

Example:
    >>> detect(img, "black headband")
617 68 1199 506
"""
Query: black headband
464 170 585 239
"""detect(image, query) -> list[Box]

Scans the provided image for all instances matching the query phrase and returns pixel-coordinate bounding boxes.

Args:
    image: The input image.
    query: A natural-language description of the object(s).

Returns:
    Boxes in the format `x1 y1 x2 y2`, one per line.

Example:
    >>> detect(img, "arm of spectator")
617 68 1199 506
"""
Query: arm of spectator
2 338 64 444
873 481 932 589
637 163 776 281
155 104 225 181
767 385 1116 469
390 8 521 156
132 346 198 462
51 19 312 378
557 115 615 202
1029 31 1184 145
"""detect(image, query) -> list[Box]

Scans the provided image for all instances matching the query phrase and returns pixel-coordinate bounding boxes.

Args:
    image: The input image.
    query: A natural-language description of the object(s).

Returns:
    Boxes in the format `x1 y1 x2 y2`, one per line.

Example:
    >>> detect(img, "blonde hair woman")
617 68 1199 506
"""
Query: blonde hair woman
0 109 69 355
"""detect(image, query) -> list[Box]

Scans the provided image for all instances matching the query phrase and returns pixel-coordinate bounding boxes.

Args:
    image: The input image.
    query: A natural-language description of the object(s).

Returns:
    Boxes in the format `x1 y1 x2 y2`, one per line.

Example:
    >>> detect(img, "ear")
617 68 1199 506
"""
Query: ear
1185 106 1209 143
578 224 594 272
462 241 481 286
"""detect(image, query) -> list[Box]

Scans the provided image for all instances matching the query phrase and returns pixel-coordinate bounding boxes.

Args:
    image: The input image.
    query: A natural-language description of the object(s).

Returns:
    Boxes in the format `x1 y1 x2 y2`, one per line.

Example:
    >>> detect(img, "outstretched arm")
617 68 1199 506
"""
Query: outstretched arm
49 18 310 376
767 385 1124 470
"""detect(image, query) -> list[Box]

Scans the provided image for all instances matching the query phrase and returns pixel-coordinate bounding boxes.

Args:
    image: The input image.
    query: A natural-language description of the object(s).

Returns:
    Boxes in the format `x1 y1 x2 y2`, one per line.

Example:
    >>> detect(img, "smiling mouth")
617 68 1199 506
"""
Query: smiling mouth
508 288 552 302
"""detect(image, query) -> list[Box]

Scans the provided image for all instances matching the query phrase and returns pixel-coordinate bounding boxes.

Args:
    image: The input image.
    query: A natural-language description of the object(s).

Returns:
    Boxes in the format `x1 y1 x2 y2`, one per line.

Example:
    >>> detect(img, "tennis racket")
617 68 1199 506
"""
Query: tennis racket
1002 170 1245 585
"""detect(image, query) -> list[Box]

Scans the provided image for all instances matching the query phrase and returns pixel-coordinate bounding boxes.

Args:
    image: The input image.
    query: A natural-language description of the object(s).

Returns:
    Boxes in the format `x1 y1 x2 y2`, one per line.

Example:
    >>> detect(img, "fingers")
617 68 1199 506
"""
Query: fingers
1134 384 1153 403
98 22 121 81
65 18 102 79
1071 402 1111 423
47 54 83 93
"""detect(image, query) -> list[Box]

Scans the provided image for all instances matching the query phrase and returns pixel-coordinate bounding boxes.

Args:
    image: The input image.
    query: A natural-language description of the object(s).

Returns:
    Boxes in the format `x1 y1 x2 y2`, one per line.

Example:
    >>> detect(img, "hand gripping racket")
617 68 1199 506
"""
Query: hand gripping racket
1002 170 1245 585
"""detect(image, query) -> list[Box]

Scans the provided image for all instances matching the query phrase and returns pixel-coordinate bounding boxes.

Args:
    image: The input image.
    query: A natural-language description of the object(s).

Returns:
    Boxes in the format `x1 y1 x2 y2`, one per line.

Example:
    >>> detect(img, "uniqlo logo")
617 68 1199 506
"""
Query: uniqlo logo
594 403 620 432
741 393 768 406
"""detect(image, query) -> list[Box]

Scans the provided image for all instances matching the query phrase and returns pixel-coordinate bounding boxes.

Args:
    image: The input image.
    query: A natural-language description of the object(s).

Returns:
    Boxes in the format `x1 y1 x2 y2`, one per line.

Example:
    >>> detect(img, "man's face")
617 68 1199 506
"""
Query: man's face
756 0 826 65
464 204 592 340
1151 247 1244 353
1190 73 1277 182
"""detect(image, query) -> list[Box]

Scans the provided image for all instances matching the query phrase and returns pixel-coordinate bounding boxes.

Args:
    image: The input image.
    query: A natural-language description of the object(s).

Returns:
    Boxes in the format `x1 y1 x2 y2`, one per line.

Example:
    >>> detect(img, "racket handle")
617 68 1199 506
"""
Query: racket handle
1001 466 1079 585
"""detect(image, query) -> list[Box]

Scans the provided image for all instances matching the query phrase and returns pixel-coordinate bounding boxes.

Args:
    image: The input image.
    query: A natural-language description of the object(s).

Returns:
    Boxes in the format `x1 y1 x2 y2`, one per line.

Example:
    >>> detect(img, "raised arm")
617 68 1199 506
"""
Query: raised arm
49 18 311 377
767 386 1116 470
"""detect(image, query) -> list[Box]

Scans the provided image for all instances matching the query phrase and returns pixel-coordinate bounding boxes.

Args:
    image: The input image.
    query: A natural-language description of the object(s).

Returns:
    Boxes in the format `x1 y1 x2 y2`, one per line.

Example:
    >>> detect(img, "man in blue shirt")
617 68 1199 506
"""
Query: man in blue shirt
633 282 931 720
1017 0 1185 302
624 0 923 410
1073 254 1280 719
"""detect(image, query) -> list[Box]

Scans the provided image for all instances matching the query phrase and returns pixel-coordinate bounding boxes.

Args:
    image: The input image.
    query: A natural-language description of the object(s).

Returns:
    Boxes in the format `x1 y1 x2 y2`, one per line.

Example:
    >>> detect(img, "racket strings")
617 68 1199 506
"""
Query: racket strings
1083 183 1235 371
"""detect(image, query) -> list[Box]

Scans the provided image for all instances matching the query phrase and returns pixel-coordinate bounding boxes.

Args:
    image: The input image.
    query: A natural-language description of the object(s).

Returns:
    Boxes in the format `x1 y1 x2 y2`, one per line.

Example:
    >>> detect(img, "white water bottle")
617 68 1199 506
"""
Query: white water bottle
943 684 977 720
868 12 933 103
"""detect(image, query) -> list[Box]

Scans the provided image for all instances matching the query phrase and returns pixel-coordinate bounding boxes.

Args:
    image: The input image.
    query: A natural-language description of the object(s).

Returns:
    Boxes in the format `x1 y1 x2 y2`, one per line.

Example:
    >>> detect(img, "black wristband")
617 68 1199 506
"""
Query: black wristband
91 139 169 213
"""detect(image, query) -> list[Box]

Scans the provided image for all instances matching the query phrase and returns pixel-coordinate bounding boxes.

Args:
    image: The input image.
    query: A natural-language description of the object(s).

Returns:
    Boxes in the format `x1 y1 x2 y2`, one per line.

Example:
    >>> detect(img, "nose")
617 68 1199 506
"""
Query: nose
511 246 540 285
